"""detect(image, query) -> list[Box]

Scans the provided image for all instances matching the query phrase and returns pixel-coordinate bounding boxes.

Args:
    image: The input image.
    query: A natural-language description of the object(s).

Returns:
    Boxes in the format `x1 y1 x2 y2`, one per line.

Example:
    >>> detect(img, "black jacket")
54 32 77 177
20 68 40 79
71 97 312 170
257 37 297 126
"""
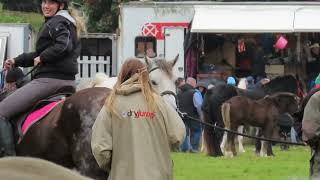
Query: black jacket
14 10 80 80
177 84 199 120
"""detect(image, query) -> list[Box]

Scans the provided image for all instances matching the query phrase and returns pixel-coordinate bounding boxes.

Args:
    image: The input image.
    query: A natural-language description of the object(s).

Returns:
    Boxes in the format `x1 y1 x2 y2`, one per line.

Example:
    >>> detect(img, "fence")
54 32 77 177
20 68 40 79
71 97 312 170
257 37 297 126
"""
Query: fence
76 56 111 80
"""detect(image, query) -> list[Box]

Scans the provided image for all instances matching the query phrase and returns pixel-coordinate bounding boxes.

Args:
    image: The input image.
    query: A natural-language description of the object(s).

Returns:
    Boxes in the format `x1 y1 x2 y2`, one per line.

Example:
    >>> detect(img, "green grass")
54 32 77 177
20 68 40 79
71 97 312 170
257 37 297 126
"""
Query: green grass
0 5 43 32
172 145 310 180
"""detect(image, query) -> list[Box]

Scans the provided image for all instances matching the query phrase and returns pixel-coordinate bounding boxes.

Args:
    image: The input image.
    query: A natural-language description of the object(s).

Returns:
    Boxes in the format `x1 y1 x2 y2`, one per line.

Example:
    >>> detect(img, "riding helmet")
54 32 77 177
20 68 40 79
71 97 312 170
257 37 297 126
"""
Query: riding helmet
53 0 69 9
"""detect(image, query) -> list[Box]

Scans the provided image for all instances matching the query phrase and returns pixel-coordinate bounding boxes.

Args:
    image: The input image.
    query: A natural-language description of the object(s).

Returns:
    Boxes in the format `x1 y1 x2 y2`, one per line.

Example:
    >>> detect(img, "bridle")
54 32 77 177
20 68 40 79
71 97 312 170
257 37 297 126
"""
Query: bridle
148 66 179 109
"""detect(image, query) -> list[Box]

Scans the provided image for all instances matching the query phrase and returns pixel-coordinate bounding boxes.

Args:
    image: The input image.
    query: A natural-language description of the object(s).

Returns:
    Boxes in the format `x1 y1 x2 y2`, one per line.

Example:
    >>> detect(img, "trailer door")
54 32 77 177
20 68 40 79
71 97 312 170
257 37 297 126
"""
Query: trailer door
164 27 185 78
0 34 8 68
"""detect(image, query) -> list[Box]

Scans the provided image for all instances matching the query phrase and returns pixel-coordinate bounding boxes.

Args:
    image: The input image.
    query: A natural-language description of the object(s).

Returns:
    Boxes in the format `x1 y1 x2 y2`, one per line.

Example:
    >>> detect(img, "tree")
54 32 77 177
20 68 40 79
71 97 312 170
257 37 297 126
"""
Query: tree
84 0 118 33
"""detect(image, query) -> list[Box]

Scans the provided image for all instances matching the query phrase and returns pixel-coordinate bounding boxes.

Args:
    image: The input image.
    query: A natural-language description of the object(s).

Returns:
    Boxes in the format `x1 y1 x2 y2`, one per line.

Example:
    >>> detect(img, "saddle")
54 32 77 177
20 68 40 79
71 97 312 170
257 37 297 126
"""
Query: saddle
13 86 75 143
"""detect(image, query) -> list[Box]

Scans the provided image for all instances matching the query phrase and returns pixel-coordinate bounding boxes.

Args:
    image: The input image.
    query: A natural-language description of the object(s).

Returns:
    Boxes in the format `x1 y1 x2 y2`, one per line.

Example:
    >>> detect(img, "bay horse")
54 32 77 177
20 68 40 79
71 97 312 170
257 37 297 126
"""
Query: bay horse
202 74 303 157
221 92 299 157
11 56 179 179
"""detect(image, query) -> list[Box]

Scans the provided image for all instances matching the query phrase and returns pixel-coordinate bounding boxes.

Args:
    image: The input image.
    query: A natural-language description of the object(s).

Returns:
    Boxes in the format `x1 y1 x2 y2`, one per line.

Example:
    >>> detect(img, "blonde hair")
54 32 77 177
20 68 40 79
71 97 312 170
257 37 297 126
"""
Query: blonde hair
106 58 158 116
68 6 87 38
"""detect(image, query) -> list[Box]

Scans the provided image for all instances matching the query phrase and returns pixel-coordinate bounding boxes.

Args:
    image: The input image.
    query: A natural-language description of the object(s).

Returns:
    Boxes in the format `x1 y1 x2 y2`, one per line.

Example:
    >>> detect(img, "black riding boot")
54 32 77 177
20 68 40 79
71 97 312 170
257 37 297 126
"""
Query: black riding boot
0 117 16 157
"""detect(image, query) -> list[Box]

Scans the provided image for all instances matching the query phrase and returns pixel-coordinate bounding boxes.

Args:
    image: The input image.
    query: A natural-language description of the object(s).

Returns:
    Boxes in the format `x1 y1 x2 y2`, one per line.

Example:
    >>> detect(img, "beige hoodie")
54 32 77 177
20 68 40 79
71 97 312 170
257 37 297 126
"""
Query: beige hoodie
91 74 186 180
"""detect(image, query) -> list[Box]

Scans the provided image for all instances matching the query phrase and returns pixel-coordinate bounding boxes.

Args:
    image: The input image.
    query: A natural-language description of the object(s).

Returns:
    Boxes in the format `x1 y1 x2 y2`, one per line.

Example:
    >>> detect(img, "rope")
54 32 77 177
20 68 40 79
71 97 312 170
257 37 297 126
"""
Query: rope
179 112 306 146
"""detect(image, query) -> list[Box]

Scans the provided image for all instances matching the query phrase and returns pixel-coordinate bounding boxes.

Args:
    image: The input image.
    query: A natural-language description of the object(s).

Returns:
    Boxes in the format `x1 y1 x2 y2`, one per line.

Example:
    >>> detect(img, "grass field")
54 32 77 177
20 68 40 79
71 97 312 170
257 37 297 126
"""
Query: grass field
172 145 310 180
0 4 43 32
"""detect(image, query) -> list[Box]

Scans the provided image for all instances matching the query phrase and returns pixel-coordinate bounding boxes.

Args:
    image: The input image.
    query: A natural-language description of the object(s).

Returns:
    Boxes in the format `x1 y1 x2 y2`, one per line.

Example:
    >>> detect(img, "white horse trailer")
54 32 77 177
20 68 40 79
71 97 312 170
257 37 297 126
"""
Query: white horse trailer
118 1 320 79
0 23 34 68
118 2 194 78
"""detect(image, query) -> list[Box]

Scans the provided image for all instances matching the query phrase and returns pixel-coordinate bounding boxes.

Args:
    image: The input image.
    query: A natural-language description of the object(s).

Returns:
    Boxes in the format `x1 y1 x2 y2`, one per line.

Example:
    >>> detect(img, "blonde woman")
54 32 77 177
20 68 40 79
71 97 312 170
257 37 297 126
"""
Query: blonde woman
91 59 185 180
0 0 86 156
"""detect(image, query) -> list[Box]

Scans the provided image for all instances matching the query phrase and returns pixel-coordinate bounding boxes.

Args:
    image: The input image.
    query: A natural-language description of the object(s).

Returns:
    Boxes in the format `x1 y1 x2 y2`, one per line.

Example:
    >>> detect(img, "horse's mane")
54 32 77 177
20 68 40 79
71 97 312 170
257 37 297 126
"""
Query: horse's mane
263 75 297 94
268 91 297 98
153 59 173 78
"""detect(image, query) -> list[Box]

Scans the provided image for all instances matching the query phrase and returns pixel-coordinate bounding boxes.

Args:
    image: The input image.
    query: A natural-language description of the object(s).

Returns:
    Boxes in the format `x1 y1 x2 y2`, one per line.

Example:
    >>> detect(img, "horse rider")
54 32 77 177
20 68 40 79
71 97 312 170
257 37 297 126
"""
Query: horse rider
91 59 185 180
0 0 85 156
302 91 320 179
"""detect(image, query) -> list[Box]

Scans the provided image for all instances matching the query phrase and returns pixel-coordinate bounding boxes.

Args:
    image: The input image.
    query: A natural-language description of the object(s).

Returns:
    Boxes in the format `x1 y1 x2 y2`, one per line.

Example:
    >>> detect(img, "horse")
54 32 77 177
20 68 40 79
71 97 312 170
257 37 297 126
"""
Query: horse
202 74 303 157
221 92 299 157
293 87 320 140
0 157 90 180
10 56 179 179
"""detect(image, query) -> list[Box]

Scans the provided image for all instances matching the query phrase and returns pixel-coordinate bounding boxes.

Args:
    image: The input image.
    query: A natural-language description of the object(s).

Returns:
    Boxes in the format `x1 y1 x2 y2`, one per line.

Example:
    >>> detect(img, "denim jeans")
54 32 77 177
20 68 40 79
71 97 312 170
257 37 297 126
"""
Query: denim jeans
181 129 191 152
180 118 202 152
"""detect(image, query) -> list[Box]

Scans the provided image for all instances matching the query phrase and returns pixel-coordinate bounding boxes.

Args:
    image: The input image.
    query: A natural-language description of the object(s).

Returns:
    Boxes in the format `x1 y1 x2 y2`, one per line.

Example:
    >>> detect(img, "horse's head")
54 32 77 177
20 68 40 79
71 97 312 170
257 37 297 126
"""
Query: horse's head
145 55 179 109
262 74 299 95
269 92 300 115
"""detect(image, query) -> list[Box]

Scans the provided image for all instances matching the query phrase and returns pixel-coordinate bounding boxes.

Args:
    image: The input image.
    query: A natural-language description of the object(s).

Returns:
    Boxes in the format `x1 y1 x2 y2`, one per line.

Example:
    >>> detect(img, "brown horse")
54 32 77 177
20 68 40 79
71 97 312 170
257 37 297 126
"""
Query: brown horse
202 74 304 157
221 92 299 157
12 56 179 179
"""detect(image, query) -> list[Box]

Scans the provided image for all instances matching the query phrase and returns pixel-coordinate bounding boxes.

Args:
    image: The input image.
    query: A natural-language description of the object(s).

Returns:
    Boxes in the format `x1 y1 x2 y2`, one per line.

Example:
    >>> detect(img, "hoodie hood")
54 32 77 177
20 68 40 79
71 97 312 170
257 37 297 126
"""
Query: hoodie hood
56 10 76 25
115 73 142 95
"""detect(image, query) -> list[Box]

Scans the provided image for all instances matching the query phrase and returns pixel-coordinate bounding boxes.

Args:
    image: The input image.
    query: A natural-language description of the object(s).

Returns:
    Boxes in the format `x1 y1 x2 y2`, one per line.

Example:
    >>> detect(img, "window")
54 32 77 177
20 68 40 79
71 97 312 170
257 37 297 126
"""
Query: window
135 36 157 58
0 36 7 68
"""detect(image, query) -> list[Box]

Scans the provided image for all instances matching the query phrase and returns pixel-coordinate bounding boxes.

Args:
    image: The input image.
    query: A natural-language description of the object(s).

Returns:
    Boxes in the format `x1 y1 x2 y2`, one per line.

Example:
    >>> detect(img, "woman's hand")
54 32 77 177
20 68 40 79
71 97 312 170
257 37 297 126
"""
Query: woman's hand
34 56 42 66
4 59 15 69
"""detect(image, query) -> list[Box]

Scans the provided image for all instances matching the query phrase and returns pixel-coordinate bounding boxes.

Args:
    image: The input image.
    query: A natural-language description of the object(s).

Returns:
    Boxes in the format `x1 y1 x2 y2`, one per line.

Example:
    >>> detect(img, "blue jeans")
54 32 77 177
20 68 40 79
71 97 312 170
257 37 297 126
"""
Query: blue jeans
181 130 191 152
180 118 202 152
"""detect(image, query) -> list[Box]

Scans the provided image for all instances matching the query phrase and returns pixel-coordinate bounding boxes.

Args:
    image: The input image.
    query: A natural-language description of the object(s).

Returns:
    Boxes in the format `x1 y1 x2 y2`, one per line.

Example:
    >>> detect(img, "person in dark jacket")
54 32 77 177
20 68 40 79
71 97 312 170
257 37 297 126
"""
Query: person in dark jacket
0 0 86 156
178 77 203 152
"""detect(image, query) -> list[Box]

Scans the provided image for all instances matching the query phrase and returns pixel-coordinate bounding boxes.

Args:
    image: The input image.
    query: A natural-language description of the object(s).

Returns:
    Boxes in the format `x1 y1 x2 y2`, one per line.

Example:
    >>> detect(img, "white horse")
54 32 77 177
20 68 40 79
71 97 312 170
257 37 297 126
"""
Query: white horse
77 56 179 110
220 77 247 154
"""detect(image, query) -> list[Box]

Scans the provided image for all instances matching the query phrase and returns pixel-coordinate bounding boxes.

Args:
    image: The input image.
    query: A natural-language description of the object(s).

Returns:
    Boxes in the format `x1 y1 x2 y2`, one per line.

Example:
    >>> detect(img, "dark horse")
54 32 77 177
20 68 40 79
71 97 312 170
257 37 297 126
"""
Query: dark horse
8 57 179 179
202 75 303 156
221 92 299 157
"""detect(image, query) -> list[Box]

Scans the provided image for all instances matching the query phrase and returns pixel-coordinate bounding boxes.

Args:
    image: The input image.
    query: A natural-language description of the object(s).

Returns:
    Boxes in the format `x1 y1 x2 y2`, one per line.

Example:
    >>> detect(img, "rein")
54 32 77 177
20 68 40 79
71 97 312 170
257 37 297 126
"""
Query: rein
178 112 306 146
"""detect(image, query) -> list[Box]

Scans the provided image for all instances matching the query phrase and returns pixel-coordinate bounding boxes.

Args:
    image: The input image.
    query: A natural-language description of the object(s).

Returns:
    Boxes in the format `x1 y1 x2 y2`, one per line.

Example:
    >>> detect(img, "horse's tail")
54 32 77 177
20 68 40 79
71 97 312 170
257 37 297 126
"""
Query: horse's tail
202 96 225 157
221 102 231 129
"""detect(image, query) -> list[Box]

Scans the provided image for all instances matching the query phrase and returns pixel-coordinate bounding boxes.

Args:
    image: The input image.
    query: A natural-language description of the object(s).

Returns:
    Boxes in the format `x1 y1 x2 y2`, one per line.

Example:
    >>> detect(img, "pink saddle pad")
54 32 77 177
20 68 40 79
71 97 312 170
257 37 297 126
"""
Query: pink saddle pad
21 100 61 135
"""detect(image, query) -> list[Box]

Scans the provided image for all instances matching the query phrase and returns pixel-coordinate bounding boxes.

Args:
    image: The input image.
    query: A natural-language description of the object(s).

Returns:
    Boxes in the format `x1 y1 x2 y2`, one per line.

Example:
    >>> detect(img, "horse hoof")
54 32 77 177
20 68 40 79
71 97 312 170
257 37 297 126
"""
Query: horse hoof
225 151 234 158
260 153 267 157
239 149 246 153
